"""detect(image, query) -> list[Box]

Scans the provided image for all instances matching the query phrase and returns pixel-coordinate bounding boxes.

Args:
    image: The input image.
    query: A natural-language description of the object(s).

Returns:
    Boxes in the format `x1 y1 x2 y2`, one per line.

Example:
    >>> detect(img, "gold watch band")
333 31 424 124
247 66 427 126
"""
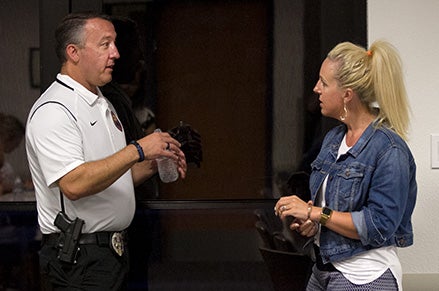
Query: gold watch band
320 207 333 226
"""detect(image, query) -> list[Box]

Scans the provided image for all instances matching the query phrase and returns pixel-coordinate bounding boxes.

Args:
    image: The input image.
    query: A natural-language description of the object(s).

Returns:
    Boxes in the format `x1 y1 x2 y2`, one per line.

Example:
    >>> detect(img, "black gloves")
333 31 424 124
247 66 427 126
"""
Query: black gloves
168 121 202 167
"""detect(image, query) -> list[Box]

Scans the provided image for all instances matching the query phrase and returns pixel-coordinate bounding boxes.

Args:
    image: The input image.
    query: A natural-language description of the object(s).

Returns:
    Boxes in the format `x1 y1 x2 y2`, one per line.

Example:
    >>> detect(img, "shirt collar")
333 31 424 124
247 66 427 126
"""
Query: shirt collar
56 73 101 105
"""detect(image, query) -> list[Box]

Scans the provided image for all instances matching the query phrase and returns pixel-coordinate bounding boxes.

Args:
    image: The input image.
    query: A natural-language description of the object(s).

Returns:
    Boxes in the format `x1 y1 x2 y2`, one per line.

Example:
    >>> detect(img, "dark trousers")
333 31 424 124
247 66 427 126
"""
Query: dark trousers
39 243 129 291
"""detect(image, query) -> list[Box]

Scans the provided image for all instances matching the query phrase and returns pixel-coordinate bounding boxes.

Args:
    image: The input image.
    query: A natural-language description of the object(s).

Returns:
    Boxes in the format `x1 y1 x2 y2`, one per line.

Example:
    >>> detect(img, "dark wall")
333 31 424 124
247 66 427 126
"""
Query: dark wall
300 0 367 173
39 0 103 91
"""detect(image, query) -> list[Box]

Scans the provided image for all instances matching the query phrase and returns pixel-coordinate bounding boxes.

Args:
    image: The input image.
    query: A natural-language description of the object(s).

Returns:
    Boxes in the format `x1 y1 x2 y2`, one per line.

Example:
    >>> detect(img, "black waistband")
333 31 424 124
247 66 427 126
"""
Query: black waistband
314 244 337 272
42 231 126 247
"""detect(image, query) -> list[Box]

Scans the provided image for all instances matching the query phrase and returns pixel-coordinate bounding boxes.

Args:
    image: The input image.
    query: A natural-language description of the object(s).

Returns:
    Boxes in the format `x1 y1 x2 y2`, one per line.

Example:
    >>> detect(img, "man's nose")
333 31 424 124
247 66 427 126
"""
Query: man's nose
111 44 120 59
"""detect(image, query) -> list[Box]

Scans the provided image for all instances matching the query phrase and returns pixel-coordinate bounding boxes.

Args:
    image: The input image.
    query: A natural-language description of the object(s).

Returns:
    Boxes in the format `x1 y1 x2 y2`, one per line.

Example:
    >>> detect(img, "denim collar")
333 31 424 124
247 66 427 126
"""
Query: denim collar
330 120 379 159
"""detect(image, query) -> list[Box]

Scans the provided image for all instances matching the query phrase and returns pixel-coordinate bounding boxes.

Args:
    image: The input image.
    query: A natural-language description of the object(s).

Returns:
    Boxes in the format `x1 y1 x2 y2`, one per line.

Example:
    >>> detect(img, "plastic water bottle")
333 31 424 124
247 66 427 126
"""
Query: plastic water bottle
155 129 179 183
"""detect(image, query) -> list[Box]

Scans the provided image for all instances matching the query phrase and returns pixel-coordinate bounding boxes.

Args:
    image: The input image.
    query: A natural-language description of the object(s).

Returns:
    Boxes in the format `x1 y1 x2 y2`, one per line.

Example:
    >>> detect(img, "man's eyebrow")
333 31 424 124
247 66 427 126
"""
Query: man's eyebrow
99 34 115 42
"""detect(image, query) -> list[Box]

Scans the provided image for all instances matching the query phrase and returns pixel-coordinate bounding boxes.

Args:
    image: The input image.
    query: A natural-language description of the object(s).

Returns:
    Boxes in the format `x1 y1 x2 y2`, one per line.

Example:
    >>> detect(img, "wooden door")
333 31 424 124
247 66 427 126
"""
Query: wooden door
153 0 271 199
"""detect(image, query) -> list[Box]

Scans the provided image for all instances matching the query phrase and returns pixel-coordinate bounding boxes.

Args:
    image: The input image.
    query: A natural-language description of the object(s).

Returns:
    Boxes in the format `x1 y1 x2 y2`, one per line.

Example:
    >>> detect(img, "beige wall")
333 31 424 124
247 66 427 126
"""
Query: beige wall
369 0 439 277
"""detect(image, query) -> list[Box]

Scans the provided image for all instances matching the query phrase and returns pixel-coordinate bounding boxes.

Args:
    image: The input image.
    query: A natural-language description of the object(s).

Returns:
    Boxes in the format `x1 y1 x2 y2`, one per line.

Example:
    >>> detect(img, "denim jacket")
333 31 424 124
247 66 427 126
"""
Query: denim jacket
310 122 417 264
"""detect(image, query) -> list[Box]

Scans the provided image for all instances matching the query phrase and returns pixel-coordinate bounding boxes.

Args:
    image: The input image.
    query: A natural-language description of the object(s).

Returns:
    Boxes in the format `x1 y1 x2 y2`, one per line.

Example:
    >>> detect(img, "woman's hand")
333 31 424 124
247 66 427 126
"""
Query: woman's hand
275 195 318 237
275 195 309 220
289 217 318 237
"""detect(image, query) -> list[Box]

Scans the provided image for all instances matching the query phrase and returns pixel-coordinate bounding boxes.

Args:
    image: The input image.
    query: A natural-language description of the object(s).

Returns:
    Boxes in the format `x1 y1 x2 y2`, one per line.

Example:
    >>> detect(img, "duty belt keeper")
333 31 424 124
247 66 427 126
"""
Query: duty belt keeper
93 232 110 246
79 232 125 256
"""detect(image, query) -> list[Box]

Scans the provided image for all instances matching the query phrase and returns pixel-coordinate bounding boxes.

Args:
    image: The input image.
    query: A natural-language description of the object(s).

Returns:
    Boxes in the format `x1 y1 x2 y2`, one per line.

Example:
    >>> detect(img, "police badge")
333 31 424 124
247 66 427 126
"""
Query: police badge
110 232 125 256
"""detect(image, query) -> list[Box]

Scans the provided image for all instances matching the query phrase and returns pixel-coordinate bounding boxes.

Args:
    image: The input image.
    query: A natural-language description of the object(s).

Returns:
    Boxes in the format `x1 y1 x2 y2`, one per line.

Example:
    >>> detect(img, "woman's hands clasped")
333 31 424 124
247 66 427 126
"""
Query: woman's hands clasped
275 195 318 238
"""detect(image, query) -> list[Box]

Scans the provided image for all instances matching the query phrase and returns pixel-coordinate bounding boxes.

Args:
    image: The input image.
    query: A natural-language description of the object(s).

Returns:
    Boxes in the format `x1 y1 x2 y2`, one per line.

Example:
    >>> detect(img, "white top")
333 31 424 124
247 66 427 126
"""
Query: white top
26 74 135 234
317 135 402 290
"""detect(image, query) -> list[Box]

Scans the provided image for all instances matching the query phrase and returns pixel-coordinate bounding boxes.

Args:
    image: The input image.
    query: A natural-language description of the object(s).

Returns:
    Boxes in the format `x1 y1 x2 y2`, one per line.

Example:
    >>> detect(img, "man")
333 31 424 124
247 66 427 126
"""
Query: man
25 12 186 290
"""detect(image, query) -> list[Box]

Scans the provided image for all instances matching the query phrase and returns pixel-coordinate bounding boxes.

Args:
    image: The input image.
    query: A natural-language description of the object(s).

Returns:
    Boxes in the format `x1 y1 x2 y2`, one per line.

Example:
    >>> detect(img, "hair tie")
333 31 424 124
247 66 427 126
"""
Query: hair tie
366 50 372 56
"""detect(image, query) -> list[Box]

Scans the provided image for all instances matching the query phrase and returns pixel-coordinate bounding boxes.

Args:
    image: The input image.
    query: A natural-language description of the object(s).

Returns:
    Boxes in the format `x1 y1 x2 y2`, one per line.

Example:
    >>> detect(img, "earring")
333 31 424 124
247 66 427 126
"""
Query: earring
340 103 348 121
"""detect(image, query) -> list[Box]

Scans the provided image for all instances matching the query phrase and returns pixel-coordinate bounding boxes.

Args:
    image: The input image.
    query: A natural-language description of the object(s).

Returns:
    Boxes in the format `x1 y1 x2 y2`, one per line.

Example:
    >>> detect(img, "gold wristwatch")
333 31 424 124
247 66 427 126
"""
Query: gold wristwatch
320 207 333 226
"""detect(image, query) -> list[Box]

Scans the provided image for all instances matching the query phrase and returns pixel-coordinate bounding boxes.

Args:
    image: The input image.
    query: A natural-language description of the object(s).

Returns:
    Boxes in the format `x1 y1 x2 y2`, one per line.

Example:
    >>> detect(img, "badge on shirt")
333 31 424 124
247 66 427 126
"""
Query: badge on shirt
111 111 123 132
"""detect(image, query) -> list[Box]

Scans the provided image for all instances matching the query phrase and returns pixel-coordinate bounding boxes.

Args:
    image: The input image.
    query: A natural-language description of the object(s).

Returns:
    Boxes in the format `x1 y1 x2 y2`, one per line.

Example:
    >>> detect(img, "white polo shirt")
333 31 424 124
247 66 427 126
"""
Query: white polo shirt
26 74 135 234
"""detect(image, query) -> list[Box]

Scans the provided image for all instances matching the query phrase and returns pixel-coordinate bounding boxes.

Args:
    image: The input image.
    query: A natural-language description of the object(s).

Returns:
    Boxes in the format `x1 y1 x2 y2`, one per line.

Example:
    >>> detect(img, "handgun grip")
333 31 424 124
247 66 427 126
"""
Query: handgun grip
54 212 72 232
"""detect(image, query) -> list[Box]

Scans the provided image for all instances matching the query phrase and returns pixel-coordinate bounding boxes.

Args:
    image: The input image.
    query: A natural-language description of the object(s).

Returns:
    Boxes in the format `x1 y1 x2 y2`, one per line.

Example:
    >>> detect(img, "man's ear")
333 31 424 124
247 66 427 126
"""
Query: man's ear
66 44 80 63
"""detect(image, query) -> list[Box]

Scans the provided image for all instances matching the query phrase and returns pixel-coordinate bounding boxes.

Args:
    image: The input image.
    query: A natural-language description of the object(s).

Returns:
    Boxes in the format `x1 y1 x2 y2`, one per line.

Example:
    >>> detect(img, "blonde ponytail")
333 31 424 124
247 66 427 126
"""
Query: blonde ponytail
328 40 411 140
369 40 410 140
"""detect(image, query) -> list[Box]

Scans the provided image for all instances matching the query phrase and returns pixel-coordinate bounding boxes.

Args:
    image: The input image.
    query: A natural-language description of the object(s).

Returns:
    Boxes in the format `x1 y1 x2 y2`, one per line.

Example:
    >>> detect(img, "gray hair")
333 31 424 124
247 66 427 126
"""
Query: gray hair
55 12 112 63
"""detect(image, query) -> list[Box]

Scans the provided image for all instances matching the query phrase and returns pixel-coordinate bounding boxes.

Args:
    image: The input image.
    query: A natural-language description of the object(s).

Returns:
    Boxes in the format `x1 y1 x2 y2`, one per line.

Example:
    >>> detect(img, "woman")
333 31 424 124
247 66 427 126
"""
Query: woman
275 40 417 290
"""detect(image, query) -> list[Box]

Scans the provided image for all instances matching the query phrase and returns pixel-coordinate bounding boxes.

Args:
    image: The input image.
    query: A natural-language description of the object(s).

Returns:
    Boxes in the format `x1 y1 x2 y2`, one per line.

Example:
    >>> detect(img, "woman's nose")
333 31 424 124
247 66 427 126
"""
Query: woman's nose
313 82 320 94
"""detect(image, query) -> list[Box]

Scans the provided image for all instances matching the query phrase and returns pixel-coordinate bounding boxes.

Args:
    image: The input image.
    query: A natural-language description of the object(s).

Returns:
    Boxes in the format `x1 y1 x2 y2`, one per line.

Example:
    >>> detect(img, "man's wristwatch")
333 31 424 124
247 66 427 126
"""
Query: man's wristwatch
320 207 333 226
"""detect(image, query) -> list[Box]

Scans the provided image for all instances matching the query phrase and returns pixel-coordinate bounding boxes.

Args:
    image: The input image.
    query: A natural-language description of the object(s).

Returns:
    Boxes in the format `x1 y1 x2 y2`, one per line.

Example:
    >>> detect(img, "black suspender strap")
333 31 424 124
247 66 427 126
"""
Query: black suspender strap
59 191 66 213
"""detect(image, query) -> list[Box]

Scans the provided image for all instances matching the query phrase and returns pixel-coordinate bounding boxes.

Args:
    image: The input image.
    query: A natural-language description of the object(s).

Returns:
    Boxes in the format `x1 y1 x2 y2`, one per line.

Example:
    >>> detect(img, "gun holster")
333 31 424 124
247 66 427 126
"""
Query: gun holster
54 211 84 264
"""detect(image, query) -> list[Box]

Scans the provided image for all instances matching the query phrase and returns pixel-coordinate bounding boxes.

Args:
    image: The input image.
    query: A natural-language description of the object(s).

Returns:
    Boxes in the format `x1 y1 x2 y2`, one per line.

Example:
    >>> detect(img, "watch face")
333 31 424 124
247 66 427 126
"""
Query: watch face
323 207 332 215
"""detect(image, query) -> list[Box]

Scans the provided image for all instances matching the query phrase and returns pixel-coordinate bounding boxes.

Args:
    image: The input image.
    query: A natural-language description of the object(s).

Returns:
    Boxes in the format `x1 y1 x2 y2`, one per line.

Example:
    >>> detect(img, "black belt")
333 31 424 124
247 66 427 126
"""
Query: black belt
314 244 337 272
42 231 125 247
